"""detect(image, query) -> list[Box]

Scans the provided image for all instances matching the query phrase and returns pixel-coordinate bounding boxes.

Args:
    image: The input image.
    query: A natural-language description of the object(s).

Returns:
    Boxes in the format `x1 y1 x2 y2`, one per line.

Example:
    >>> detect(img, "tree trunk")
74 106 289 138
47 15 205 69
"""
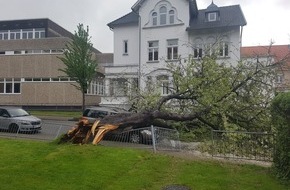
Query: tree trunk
59 109 209 145
82 91 85 112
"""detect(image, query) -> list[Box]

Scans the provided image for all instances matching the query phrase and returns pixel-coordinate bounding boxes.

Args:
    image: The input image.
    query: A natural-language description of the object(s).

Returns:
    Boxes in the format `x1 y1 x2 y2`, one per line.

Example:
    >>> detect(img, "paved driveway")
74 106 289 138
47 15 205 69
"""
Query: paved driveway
0 119 75 141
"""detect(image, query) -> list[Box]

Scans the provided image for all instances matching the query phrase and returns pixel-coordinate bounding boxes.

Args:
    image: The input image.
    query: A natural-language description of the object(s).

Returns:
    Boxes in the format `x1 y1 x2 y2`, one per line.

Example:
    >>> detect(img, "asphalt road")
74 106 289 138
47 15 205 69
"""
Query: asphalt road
0 119 76 141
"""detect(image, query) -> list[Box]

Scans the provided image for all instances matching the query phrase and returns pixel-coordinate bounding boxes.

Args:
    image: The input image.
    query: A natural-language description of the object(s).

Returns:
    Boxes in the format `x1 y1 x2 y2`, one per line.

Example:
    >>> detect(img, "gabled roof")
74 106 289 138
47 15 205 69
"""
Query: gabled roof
189 0 198 18
241 45 290 69
109 0 199 29
107 11 139 29
108 0 246 31
188 5 246 31
241 45 290 61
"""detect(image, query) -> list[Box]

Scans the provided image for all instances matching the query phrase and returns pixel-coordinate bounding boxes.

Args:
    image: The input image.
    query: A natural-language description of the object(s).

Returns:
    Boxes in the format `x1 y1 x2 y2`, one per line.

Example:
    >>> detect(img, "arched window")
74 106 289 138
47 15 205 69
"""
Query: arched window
152 12 157 26
159 6 167 25
169 10 175 24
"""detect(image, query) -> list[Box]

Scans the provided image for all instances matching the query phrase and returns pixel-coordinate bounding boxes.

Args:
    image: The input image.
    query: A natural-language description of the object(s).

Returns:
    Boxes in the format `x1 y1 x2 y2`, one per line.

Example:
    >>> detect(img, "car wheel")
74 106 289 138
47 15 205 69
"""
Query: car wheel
9 123 19 133
129 132 141 144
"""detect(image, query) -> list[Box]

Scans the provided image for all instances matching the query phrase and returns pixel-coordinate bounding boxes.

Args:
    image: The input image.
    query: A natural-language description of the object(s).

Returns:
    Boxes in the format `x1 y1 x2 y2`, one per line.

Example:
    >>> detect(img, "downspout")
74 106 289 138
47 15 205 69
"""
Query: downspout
240 26 244 59
240 26 243 47
132 9 142 92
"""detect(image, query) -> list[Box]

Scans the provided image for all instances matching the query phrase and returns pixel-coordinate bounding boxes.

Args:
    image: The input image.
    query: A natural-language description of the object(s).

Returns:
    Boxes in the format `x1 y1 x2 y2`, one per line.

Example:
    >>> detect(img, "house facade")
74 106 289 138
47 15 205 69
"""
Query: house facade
101 0 247 109
0 18 104 110
241 45 290 92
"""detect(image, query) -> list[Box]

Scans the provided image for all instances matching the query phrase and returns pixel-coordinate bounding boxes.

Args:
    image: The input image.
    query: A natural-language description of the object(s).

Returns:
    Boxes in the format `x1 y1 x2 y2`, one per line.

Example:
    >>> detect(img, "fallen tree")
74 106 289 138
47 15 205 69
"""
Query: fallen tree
60 53 285 145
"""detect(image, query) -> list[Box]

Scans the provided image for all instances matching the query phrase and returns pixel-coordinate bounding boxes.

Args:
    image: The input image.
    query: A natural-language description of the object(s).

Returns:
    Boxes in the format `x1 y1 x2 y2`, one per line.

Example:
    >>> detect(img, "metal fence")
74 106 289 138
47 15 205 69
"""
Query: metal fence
0 120 275 161
101 126 181 152
0 120 73 141
0 121 181 152
211 130 275 161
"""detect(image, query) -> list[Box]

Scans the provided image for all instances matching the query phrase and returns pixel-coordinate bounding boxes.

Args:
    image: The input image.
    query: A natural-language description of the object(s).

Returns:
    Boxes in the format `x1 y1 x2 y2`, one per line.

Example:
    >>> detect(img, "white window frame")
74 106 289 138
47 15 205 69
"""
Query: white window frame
193 44 203 59
0 78 21 94
157 75 170 96
152 12 158 26
167 39 178 60
123 40 128 55
169 10 175 24
109 78 128 96
0 28 46 40
218 42 229 57
208 12 217 22
148 41 159 62
159 6 167 25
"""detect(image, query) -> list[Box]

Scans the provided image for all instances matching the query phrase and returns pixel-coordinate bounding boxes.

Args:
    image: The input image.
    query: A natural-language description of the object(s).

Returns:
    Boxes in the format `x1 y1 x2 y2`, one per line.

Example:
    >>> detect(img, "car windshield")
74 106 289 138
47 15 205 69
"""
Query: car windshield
8 108 30 117
83 109 108 118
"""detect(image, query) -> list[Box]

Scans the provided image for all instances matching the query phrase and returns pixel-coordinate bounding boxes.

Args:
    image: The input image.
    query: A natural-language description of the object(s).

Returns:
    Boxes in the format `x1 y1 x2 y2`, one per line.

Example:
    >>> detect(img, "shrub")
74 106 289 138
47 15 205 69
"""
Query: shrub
271 92 290 180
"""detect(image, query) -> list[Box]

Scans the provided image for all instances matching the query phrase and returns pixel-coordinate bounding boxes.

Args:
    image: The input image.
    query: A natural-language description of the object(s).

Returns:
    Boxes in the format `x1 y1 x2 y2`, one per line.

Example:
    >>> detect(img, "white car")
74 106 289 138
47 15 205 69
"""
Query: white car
0 107 42 133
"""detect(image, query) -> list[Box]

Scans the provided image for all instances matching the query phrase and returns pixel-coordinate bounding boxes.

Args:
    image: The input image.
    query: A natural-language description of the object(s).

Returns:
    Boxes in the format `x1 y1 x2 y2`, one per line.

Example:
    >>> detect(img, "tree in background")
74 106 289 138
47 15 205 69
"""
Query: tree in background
59 24 98 111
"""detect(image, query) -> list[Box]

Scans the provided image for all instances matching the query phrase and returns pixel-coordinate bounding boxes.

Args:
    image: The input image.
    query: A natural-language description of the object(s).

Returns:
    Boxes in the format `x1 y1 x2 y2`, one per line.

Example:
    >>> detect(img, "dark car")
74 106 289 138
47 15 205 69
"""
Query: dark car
0 107 42 133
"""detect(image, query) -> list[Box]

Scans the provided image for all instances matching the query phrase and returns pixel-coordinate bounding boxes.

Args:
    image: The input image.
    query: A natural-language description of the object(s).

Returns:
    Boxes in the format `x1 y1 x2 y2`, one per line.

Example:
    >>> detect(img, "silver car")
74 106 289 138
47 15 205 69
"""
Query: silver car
0 107 42 133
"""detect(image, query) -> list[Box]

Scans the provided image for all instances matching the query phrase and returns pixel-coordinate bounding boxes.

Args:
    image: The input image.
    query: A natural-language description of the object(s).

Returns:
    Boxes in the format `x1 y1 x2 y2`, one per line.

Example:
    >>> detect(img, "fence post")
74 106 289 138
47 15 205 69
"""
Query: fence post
151 125 157 153
55 125 63 140
15 126 20 138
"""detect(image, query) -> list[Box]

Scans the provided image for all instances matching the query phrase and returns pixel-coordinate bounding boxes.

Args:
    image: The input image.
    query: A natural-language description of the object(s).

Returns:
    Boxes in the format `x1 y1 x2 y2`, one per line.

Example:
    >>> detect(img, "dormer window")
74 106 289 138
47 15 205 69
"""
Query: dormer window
205 2 220 22
208 12 217 22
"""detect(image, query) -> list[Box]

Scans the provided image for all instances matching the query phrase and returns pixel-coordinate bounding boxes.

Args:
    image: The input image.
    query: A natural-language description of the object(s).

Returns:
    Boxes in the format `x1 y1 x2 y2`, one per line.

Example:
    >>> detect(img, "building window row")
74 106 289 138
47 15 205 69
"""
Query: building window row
193 42 229 59
0 78 106 96
146 75 170 96
148 39 179 62
152 6 176 26
23 77 76 82
106 78 138 97
87 80 105 96
0 49 64 56
0 78 21 94
0 28 45 40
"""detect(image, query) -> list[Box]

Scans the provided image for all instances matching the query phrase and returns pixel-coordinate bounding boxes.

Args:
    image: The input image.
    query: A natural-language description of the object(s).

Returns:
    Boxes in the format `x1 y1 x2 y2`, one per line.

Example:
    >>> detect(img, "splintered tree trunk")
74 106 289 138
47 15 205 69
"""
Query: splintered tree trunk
59 112 154 145
59 109 207 145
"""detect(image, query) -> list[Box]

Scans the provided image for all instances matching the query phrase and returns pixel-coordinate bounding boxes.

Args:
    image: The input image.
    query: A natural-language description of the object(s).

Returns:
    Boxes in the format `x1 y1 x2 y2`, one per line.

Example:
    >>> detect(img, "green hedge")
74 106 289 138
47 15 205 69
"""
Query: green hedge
271 92 290 180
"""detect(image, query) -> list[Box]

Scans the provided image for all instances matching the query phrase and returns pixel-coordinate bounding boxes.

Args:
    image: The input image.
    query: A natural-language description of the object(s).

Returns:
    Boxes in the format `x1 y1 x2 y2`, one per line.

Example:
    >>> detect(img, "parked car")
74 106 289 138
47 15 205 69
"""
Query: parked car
82 106 154 144
83 106 121 119
0 107 42 133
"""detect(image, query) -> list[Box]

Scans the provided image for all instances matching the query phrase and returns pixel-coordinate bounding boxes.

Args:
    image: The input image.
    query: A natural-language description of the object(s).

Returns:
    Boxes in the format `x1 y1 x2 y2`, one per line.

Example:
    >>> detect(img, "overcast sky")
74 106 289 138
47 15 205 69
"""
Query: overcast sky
0 0 289 53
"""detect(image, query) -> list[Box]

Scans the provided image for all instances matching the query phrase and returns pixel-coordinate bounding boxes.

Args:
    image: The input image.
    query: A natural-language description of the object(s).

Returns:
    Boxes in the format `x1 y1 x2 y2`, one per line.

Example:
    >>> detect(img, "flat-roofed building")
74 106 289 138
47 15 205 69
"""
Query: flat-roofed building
0 18 104 110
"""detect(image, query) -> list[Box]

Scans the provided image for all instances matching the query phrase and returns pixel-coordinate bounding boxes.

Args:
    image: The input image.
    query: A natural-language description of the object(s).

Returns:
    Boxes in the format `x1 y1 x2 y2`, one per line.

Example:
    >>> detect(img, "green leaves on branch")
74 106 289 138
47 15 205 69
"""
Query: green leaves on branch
133 55 276 131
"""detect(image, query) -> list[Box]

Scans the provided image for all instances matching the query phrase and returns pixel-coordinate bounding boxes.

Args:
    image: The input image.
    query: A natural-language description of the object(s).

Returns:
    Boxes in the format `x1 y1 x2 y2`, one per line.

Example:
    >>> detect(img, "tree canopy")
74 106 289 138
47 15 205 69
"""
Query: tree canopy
130 55 277 131
61 54 280 145
59 24 98 110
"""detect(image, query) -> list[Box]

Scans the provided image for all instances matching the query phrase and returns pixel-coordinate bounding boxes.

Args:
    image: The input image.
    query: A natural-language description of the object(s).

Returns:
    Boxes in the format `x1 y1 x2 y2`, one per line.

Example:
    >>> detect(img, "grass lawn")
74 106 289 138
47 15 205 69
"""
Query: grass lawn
29 110 82 118
0 138 288 190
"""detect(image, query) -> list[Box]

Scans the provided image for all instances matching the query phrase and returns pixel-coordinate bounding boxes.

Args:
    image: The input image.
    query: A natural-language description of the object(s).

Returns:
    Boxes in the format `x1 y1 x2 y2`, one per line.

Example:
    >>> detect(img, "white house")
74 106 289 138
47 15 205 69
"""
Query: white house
101 0 247 109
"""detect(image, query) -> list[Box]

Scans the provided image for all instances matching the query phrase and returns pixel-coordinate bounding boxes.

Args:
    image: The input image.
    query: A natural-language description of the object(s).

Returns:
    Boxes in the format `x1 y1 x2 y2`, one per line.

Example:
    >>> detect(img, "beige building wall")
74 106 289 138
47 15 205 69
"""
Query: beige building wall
0 38 101 107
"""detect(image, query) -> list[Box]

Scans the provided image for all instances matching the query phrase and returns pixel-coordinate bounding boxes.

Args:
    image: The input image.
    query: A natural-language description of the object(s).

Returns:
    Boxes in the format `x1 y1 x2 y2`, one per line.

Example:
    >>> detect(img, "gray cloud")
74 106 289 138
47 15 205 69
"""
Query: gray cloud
0 0 289 51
